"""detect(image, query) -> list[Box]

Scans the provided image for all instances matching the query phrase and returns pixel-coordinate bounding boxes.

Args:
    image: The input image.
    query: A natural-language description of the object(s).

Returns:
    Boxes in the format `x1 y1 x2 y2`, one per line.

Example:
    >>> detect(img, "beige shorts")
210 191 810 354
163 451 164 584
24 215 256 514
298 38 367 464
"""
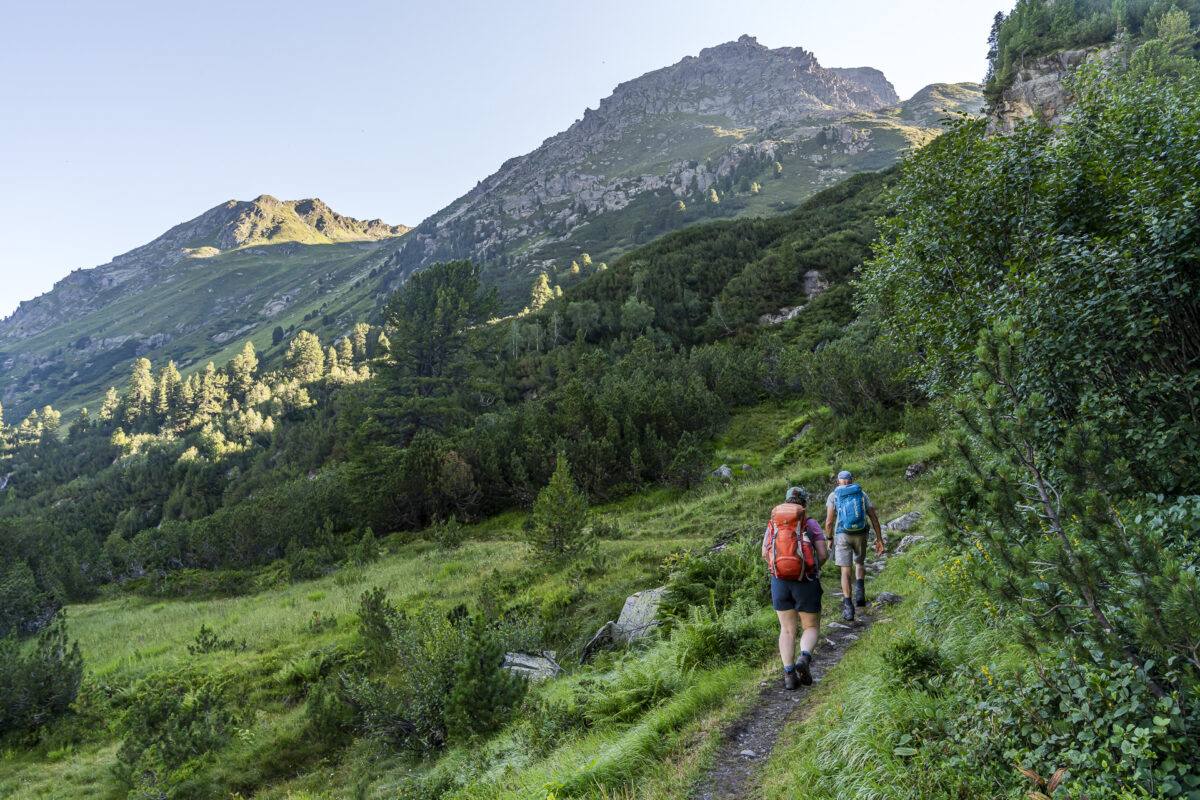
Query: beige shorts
834 532 868 567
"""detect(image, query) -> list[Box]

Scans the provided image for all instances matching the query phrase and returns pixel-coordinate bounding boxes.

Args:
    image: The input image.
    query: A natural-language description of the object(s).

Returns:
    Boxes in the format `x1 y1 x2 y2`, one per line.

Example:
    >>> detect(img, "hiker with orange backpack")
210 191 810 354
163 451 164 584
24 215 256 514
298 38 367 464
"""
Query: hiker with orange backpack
825 470 885 622
762 486 828 690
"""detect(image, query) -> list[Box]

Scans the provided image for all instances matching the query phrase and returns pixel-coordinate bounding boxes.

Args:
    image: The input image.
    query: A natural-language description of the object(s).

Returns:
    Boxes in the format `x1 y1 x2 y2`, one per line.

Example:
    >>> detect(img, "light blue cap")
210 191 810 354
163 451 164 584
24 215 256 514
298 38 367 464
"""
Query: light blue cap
837 470 853 480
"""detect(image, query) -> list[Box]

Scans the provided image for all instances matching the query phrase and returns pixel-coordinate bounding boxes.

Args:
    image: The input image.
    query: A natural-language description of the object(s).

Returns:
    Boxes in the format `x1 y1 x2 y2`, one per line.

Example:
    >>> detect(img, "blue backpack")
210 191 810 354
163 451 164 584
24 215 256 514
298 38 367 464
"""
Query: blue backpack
834 483 869 533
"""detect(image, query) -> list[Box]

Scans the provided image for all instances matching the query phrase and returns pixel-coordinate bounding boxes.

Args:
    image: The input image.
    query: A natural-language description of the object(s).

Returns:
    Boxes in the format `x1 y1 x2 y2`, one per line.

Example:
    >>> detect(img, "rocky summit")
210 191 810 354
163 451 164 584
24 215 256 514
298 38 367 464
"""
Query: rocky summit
377 35 978 305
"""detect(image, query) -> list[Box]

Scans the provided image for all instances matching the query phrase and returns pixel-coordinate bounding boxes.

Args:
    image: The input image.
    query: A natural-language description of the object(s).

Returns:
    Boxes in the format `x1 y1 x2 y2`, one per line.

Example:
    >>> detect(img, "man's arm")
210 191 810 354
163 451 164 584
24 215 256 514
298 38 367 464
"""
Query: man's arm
824 506 836 540
867 507 885 554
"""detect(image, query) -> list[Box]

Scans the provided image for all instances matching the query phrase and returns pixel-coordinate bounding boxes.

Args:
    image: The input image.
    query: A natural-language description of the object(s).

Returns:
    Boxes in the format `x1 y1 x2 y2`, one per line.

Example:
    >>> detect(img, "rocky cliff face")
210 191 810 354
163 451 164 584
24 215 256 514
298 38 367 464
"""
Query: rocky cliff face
379 35 965 303
986 46 1112 133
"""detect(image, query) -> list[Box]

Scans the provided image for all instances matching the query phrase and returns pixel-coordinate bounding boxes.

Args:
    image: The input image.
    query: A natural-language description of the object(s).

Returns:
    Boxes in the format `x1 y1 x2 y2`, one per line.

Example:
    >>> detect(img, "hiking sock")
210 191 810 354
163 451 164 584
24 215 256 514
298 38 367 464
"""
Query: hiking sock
784 664 795 673
855 578 866 607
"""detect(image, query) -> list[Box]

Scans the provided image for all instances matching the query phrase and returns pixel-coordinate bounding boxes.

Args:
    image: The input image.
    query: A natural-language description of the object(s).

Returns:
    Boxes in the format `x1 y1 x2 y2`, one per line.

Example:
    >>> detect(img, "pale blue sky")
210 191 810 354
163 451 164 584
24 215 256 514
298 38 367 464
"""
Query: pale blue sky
0 0 1010 319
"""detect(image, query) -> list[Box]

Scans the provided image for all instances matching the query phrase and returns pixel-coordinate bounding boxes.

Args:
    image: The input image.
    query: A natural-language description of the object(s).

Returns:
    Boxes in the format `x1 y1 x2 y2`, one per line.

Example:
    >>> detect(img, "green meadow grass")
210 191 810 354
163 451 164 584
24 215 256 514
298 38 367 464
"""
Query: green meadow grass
5 401 943 799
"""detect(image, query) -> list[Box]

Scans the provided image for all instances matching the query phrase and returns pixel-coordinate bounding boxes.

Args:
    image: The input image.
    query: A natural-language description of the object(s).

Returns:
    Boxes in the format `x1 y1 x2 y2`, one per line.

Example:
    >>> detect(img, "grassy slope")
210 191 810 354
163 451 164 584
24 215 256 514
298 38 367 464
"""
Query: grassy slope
0 400 943 799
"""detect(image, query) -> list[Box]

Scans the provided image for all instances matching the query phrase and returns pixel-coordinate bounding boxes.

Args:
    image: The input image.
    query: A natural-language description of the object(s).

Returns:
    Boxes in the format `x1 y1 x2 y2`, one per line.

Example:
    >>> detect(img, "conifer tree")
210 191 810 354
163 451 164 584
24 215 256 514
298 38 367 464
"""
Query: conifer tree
524 451 593 559
287 330 325 383
445 616 527 741
126 358 154 422
227 342 258 398
99 387 120 422
528 273 554 313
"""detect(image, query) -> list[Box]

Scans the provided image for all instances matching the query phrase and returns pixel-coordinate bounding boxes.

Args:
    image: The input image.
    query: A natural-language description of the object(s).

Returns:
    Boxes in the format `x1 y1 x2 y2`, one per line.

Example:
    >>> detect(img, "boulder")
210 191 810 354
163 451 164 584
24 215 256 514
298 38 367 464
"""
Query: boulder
895 534 926 555
615 586 667 642
580 621 619 663
873 591 904 606
885 511 922 532
503 652 561 681
904 462 927 480
803 269 830 300
711 464 734 480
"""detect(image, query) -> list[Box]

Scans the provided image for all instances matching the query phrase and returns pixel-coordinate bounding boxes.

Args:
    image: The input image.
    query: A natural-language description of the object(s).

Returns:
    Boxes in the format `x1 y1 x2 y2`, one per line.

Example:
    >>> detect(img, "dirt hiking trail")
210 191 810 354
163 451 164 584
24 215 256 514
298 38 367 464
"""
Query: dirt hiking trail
689 550 897 800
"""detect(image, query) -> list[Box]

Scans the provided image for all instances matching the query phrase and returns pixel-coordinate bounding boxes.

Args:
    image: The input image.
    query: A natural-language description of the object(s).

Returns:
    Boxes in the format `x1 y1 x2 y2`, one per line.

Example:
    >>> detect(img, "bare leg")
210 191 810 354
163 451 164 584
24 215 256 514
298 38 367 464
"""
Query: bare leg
840 565 853 598
799 622 820 654
776 609 798 668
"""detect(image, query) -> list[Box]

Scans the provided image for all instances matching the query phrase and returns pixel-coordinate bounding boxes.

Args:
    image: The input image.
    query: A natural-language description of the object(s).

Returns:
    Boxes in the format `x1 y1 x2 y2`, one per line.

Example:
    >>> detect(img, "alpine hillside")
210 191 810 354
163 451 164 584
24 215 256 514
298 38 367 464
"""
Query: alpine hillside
0 196 408 417
375 35 982 303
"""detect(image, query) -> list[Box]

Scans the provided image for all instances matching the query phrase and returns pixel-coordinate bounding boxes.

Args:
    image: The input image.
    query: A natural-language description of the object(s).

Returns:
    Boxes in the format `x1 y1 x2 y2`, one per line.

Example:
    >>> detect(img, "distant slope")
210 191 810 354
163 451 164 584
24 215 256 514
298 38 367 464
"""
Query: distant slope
0 197 408 417
372 35 982 306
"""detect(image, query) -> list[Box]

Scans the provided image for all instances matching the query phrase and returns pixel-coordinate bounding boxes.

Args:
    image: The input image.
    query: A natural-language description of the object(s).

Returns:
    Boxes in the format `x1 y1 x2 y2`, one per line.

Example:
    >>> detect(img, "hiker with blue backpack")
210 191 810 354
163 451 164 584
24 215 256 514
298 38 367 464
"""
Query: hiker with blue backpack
762 486 828 690
825 470 885 622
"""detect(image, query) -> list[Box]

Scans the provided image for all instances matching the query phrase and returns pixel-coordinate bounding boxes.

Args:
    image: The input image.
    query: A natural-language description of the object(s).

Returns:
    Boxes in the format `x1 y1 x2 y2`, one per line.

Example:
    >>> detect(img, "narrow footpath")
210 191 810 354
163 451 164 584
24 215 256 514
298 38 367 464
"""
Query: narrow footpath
689 550 894 800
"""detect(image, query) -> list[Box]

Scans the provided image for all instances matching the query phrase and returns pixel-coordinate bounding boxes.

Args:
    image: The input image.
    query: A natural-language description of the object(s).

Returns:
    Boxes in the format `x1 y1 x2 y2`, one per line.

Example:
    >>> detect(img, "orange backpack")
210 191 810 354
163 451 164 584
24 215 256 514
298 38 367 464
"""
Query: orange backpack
767 503 816 580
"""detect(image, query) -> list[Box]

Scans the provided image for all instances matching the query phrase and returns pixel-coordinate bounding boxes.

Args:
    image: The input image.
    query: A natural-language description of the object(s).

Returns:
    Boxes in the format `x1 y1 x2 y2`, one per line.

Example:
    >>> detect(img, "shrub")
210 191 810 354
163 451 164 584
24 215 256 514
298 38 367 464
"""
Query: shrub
186 623 244 655
934 657 1200 799
114 671 240 797
0 609 83 737
344 606 526 753
881 631 945 690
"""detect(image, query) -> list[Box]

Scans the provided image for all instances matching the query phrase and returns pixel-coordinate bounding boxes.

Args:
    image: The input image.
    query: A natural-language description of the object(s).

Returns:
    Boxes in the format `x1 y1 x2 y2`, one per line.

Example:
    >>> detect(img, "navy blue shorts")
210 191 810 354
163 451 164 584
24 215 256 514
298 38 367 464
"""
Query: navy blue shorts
770 575 823 613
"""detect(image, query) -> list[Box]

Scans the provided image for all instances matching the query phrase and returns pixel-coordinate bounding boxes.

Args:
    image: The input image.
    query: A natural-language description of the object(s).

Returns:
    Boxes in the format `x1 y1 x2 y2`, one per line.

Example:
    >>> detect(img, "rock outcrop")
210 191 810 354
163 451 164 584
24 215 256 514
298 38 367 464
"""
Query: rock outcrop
986 46 1112 134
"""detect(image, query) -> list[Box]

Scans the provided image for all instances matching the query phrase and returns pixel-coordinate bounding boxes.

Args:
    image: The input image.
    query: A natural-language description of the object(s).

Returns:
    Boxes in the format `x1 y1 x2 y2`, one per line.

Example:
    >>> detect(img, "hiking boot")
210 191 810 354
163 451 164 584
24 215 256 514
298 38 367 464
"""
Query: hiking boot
784 669 798 691
796 654 813 686
855 578 867 608
842 597 855 622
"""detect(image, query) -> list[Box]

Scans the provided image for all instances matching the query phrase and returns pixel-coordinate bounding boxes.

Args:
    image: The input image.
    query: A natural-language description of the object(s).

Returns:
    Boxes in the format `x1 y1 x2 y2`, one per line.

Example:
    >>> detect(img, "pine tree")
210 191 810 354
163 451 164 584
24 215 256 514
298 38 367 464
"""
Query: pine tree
126 358 154 422
445 616 527 742
287 330 325 383
523 451 593 559
227 342 258 399
528 273 554 313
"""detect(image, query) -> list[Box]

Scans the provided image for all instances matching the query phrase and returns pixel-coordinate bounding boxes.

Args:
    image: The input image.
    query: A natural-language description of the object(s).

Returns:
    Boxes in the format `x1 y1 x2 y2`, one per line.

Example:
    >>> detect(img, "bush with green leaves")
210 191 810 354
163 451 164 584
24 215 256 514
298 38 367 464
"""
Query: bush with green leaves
344 603 527 753
114 670 240 798
881 631 945 690
0 609 83 737
930 657 1200 799
864 69 1200 691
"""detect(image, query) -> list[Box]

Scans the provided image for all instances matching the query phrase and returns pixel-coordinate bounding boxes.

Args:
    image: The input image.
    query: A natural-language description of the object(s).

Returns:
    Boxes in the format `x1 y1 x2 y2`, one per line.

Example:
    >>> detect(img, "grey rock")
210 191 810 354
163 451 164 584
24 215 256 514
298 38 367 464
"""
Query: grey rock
712 464 734 480
615 586 667 642
885 511 922 532
803 269 830 300
987 45 1115 134
740 749 757 757
741 464 752 472
904 462 927 480
503 652 561 681
759 305 802 324
895 534 926 555
873 591 905 606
